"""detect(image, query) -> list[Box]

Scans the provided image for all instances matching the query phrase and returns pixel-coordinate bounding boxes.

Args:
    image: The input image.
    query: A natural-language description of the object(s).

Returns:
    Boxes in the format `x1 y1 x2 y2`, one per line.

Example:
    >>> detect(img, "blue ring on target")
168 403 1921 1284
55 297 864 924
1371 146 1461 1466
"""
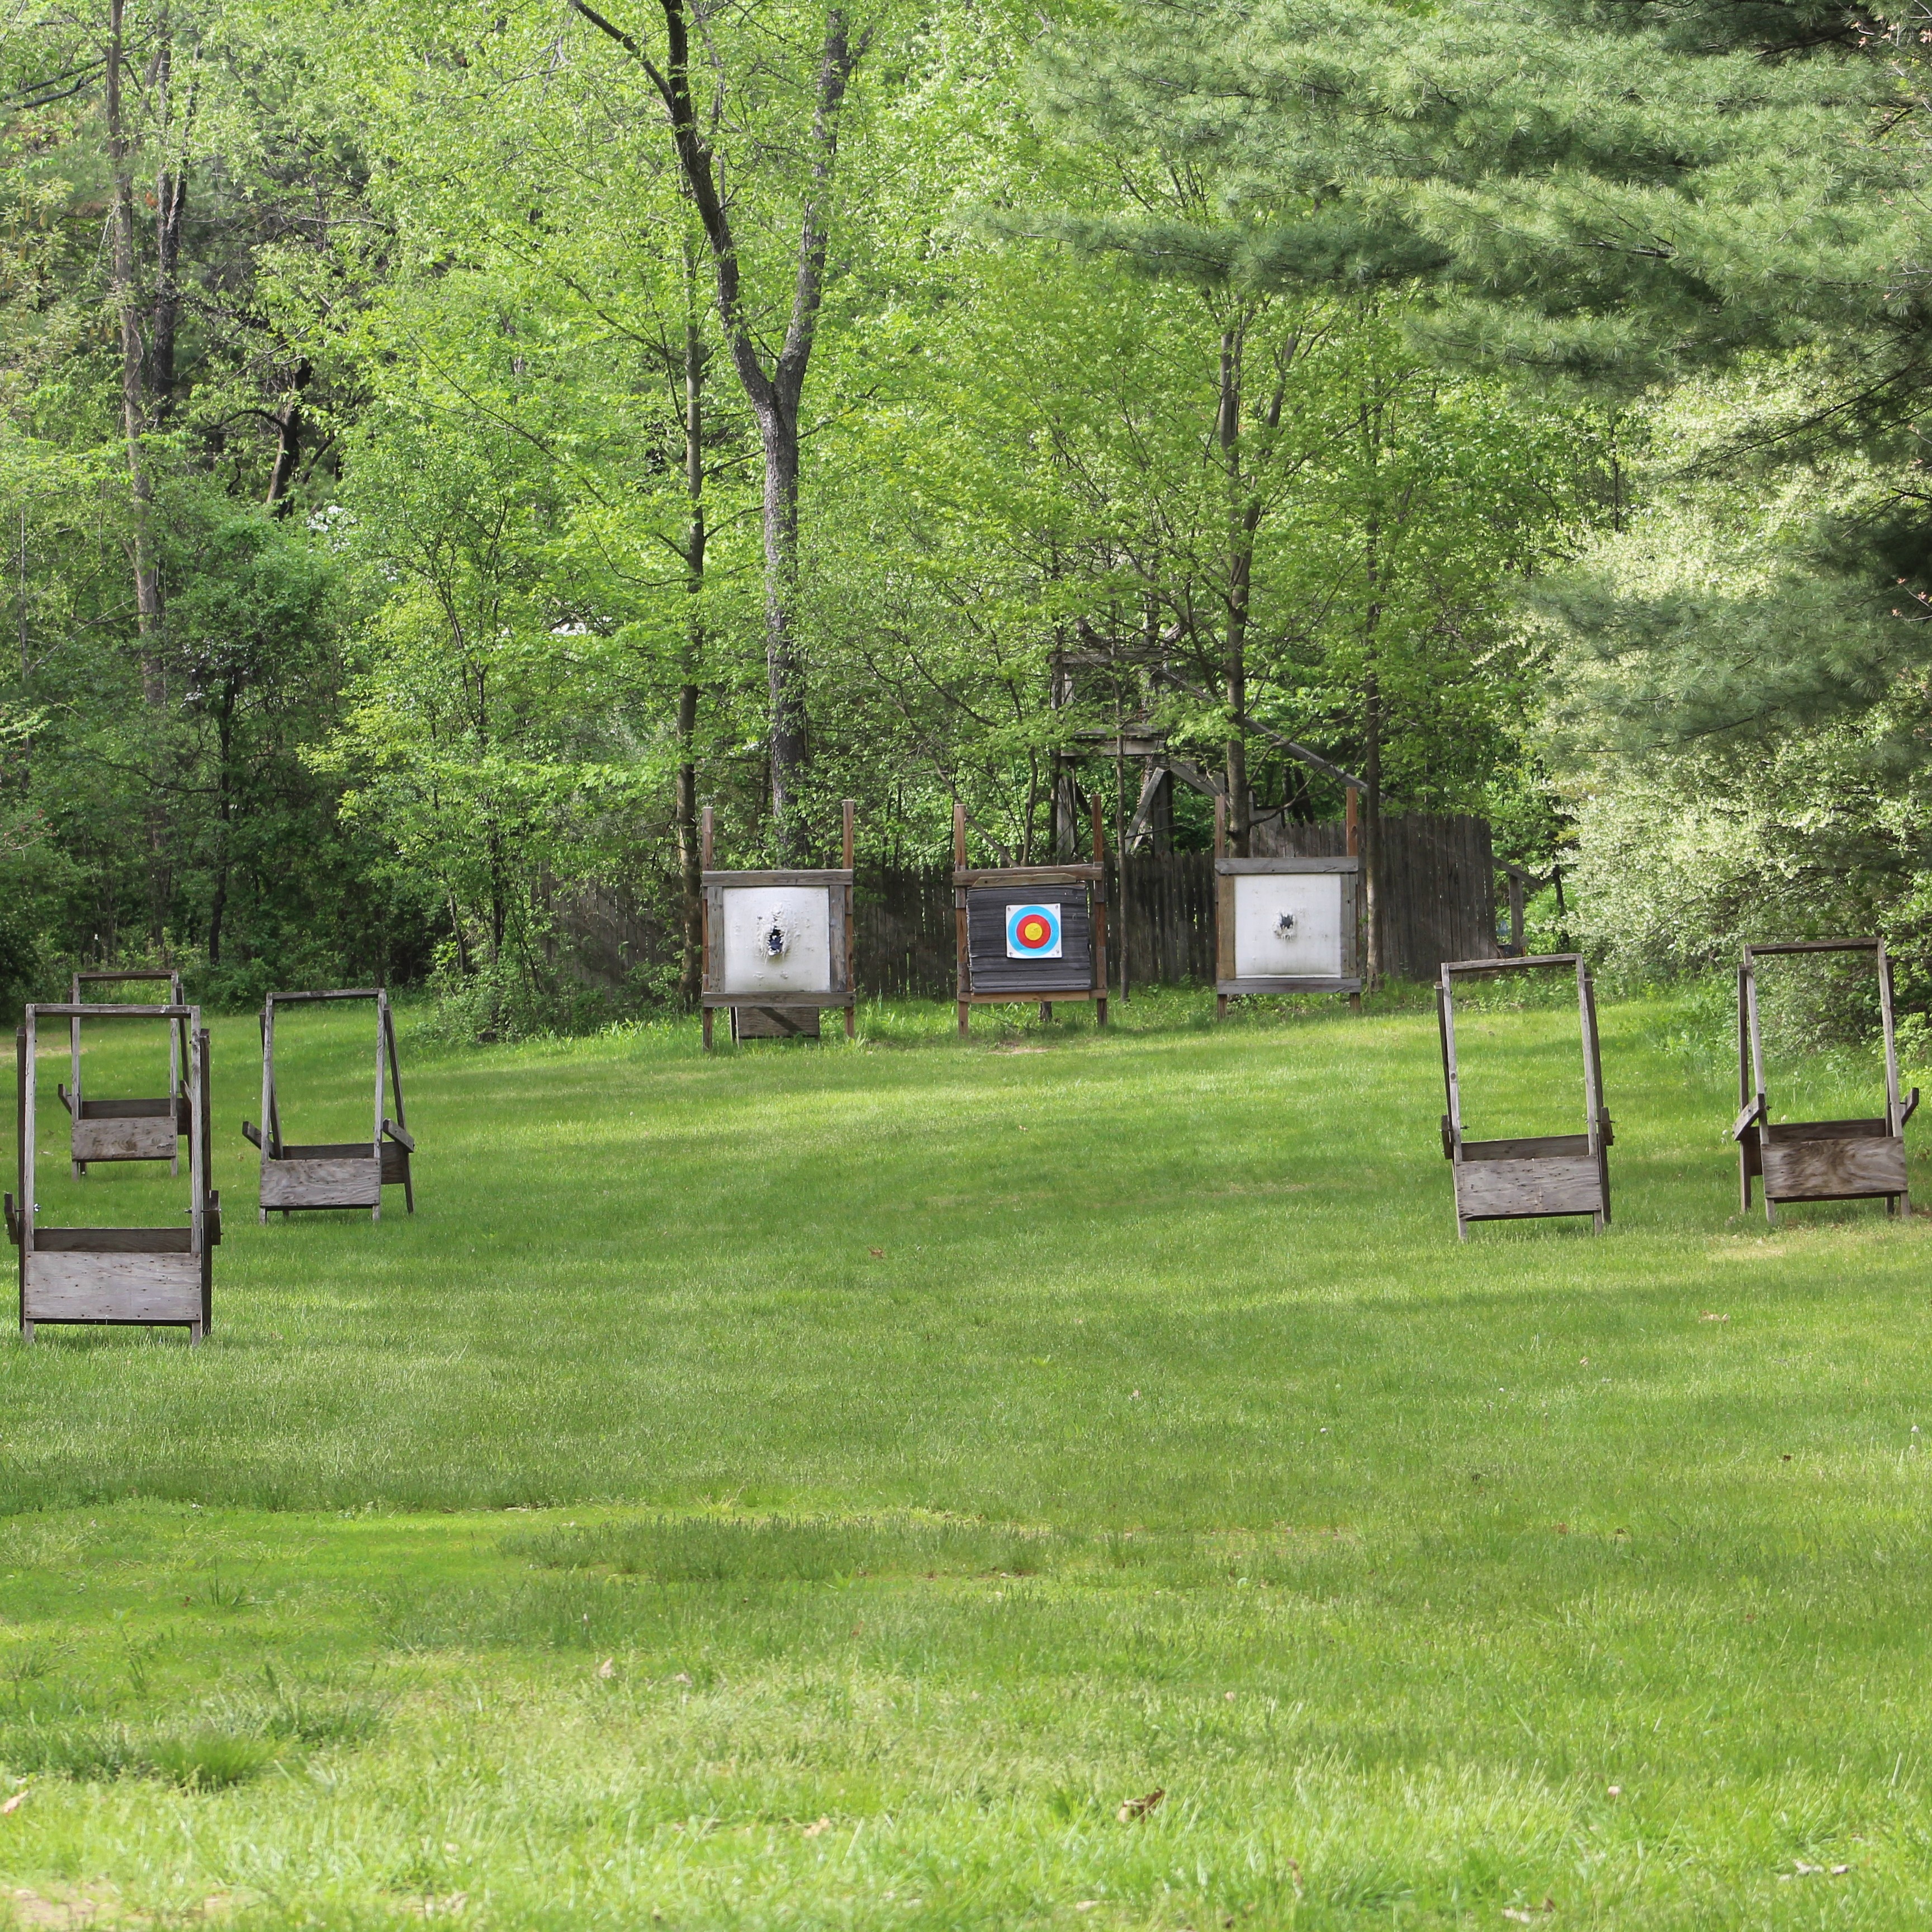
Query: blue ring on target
1005 902 1063 959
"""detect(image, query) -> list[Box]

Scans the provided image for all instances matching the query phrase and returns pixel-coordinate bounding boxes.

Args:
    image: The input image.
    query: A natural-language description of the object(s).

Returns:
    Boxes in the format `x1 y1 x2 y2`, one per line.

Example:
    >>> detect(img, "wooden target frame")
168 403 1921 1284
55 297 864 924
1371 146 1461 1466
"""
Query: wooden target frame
1437 953 1613 1238
9 1002 219 1344
700 801 858 1049
1212 794 1362 1014
58 969 191 1177
1732 939 1918 1220
952 797 1109 1034
243 989 414 1221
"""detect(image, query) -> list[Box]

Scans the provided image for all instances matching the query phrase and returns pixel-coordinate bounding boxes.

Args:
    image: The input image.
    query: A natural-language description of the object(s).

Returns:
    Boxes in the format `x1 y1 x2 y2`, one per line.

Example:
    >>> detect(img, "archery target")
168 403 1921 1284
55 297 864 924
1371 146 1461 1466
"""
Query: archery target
1233 873 1347 979
1005 903 1063 959
720 886 834 995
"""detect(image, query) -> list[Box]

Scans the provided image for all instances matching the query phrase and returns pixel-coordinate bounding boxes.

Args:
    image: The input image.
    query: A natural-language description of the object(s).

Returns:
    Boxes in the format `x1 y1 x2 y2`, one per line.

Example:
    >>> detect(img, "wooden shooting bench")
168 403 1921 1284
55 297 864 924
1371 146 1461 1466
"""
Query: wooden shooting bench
1213 792 1362 1016
700 801 858 1048
9 1003 218 1344
953 797 1109 1035
1437 953 1613 1238
242 989 414 1221
57 969 191 1177
1732 939 1917 1220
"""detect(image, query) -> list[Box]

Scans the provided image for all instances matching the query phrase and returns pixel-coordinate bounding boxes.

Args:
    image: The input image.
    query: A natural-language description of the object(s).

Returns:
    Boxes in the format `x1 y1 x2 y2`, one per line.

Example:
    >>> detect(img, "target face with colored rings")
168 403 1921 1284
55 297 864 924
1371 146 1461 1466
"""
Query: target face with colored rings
1005 902 1063 959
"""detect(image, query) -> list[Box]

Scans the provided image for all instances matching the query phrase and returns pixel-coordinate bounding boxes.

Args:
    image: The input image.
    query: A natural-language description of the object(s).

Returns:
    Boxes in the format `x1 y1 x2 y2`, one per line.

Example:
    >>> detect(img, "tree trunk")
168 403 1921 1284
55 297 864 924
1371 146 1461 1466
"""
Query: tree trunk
1218 326 1251 856
264 360 311 513
207 679 235 966
675 258 708 1004
568 0 864 862
108 0 171 948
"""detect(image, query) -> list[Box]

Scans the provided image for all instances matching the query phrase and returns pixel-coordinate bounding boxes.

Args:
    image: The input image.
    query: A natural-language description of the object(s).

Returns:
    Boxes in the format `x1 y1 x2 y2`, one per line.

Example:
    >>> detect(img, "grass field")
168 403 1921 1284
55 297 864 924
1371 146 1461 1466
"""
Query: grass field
3 984 1931 1929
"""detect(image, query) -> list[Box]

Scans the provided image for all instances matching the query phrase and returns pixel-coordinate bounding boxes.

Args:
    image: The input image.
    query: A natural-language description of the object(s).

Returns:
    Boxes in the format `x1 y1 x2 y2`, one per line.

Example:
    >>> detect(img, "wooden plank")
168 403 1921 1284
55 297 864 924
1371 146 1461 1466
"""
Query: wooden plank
260 1158 382 1210
380 1142 411 1186
1442 954 1582 975
1455 1156 1606 1220
267 988 382 1004
701 884 726 996
700 868 855 888
953 864 1103 887
1762 1136 1907 1201
280 1141 380 1159
1215 856 1360 875
1742 939 1878 958
1459 1134 1592 1161
74 969 177 983
30 1004 191 1020
73 1117 177 1163
827 880 850 996
25 1249 202 1323
35 1227 193 1253
1762 1117 1890 1142
732 1006 824 1040
702 992 853 1010
75 1097 176 1119
1215 977 1364 996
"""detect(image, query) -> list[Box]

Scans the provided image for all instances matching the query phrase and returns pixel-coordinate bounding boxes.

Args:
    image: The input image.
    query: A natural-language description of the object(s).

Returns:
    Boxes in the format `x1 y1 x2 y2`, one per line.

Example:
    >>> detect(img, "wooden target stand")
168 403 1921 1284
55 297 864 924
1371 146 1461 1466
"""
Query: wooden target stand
243 989 415 1221
1213 792 1363 1017
1732 939 1918 1220
9 1001 219 1344
700 802 858 1048
953 797 1109 1034
1437 954 1613 1238
58 969 191 1177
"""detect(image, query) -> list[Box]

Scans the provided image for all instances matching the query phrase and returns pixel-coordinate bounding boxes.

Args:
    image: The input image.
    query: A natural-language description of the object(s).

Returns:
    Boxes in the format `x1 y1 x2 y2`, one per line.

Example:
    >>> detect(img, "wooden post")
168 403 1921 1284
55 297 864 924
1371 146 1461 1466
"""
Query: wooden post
21 1008 36 1339
15 1022 28 1339
187 1003 205 1342
700 805 716 1052
842 798 857 1040
1508 872 1526 954
1578 962 1611 1231
1879 941 1907 1216
954 800 970 1038
390 996 413 1213
371 987 387 1224
1346 786 1362 1014
168 972 181 1176
1214 794 1229 1021
1743 955 1773 1225
1091 791 1109 1027
68 973 81 1180
259 1000 274 1223
1438 972 1465 1242
1736 963 1753 1213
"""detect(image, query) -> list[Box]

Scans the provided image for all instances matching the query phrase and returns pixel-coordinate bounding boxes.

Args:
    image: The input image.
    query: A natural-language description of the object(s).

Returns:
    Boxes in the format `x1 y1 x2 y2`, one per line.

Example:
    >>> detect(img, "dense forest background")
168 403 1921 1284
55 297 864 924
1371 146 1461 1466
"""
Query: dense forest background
6 0 1932 1029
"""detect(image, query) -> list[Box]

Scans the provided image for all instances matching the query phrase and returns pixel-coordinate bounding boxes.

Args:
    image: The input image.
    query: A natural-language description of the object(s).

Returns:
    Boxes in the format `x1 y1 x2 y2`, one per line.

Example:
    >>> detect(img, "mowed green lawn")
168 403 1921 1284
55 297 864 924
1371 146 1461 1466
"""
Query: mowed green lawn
2 987 1931 1930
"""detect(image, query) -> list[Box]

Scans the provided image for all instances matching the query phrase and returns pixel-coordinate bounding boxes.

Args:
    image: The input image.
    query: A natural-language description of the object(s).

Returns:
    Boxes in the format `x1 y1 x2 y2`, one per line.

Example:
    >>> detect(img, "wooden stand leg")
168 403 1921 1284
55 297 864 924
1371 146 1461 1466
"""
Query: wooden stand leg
371 1203 381 1224
259 1208 268 1225
1096 997 1108 1027
1040 1002 1051 1024
188 1322 202 1348
956 1001 969 1037
702 1008 714 1052
845 1003 855 1040
1349 992 1362 1015
1216 996 1228 1021
21 1320 34 1344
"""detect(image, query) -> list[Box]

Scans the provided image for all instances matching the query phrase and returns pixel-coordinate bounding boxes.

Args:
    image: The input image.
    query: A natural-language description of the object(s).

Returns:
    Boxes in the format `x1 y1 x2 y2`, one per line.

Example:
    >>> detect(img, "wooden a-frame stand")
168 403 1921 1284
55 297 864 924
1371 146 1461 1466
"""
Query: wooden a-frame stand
953 795 1109 1035
10 1002 219 1344
1732 939 1919 1221
700 801 858 1049
243 989 414 1221
1437 954 1613 1238
57 969 191 1177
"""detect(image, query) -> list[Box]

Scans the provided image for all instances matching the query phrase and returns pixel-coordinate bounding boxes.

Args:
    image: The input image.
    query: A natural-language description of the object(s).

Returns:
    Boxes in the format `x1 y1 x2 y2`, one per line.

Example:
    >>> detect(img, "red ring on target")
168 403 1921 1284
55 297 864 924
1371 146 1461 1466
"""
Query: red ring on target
1016 913 1053 950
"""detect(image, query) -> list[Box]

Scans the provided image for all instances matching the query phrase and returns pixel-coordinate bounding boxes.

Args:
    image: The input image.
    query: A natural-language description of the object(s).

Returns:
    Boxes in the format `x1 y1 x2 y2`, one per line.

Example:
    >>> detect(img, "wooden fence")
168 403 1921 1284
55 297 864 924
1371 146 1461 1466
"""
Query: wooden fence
849 812 1497 998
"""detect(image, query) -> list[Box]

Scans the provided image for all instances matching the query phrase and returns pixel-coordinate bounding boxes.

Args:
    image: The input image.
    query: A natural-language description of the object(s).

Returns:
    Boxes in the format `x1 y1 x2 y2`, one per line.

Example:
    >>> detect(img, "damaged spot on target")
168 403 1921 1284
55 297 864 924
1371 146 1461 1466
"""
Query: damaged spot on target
1006 902 1063 960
